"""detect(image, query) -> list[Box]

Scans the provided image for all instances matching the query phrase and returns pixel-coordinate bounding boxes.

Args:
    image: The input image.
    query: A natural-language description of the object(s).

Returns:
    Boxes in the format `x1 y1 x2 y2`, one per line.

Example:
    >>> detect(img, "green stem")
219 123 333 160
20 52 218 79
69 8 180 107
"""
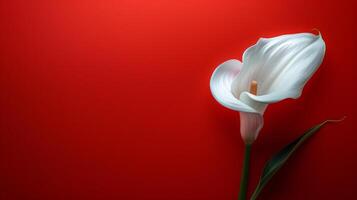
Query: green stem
238 144 252 200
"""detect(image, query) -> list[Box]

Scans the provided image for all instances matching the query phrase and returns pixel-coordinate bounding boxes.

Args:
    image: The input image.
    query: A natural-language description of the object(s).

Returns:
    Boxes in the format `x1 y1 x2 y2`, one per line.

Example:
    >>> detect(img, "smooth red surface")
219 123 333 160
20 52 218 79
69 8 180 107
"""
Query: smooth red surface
1 1 356 199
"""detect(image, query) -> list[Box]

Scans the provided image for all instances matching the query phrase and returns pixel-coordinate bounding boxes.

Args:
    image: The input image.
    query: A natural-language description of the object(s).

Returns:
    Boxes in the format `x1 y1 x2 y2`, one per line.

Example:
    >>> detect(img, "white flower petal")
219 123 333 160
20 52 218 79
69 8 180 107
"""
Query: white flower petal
239 92 268 114
210 59 257 113
231 33 326 104
240 112 264 144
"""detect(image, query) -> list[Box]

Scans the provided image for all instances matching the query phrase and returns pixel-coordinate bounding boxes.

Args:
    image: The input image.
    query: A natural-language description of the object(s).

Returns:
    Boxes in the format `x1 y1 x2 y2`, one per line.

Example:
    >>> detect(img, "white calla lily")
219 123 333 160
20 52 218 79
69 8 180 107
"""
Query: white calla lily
210 32 326 144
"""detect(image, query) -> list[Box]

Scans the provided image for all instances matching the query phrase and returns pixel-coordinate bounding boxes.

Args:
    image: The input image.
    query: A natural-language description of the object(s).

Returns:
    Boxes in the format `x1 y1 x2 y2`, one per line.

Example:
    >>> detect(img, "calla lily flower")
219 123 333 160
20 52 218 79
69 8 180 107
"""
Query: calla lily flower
210 32 326 144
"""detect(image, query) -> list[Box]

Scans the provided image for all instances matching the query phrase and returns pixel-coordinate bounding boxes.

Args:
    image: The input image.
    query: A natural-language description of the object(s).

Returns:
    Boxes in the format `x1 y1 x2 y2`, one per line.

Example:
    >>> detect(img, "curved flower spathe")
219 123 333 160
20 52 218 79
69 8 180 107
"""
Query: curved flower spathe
210 32 326 144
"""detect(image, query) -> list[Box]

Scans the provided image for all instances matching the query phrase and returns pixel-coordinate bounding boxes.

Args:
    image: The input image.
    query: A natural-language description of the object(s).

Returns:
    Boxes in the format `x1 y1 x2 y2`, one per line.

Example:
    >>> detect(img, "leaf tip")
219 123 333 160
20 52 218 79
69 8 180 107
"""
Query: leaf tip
326 116 346 123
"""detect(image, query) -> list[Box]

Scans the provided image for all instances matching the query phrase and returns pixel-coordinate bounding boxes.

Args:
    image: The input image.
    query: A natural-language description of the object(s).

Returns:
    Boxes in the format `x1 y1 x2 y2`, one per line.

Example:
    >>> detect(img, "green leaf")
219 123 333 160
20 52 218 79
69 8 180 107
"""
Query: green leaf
250 118 345 200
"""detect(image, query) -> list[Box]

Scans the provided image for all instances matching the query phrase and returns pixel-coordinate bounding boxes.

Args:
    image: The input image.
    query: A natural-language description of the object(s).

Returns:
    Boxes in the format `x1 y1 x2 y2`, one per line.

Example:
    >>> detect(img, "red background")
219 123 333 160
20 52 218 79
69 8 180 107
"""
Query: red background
1 0 356 199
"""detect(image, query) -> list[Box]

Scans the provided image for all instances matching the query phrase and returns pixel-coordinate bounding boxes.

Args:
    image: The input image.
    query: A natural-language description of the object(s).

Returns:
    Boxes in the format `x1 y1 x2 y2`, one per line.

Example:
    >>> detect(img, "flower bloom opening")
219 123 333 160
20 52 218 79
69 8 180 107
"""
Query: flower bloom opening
209 32 326 144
